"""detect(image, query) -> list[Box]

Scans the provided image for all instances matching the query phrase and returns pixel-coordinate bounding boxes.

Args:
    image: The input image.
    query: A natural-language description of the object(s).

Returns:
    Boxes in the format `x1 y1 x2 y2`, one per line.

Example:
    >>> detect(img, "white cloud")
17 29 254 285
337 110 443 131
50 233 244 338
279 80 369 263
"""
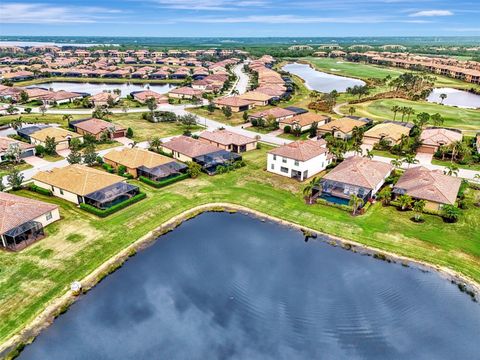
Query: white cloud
409 10 453 17
151 0 268 11
0 3 122 24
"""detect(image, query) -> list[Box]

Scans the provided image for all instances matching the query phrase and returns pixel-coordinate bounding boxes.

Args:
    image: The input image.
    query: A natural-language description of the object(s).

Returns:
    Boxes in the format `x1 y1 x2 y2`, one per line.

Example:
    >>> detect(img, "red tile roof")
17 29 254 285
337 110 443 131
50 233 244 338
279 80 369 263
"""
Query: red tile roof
269 139 328 161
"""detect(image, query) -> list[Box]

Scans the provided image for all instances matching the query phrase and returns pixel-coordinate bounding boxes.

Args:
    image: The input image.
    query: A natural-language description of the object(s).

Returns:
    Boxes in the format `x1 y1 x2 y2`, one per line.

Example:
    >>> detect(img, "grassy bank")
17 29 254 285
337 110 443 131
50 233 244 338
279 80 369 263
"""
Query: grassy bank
0 146 479 346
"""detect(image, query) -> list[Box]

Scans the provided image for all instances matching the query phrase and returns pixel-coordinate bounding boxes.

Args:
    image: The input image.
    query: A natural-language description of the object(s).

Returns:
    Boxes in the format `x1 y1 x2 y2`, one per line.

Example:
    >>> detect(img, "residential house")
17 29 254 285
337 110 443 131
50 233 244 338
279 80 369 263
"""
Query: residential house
90 92 120 107
104 148 187 181
238 91 272 106
17 125 51 142
168 87 204 100
70 118 126 140
363 121 412 146
213 96 254 113
0 136 35 162
130 90 168 104
279 113 330 132
318 156 393 204
32 164 140 209
393 166 462 210
267 139 332 181
317 117 371 140
249 108 296 123
198 129 257 153
418 127 463 154
0 192 60 250
29 127 83 151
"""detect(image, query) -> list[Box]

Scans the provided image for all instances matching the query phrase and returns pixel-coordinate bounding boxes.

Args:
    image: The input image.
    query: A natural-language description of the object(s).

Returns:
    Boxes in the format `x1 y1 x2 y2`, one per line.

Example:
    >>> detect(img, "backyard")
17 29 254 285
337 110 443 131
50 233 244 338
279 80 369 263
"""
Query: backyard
0 146 479 347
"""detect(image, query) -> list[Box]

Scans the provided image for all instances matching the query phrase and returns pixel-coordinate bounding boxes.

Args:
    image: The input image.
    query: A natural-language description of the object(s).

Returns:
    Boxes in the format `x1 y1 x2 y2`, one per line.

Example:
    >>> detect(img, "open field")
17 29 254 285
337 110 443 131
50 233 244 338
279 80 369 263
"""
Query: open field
0 114 85 127
0 146 479 346
14 77 182 87
341 98 480 132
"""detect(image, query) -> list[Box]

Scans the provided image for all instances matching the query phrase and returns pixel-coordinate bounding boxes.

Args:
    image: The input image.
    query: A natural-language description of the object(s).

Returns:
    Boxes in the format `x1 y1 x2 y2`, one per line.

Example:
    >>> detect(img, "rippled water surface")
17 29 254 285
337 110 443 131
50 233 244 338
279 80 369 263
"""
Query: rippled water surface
427 87 480 108
28 82 176 97
19 213 480 360
282 63 365 92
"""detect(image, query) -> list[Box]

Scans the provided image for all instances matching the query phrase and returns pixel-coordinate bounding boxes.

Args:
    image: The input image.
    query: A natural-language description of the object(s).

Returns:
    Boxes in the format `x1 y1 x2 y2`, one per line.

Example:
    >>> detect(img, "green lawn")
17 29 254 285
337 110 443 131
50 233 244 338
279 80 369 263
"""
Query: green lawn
0 114 85 127
0 146 479 347
0 162 33 178
341 98 480 133
431 158 480 172
370 149 401 160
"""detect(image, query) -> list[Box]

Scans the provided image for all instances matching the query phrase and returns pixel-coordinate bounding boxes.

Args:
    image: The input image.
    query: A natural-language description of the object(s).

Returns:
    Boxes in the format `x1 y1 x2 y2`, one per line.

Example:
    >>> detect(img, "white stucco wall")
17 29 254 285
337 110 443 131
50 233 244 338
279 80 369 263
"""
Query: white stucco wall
267 152 330 181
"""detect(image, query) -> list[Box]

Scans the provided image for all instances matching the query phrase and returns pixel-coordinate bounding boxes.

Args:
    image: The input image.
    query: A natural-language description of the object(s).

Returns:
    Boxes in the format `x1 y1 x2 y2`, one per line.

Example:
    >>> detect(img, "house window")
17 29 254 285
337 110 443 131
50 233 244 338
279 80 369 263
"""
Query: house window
51 186 54 191
294 160 299 166
60 189 64 195
281 167 289 173
282 157 287 163
271 164 274 170
273 155 276 160
46 212 52 220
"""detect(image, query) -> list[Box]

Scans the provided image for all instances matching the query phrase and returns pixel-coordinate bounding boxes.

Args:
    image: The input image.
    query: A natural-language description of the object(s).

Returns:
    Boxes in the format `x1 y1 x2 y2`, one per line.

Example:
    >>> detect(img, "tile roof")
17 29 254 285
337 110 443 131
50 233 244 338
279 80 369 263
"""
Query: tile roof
250 107 296 119
214 96 254 108
323 156 393 190
394 166 461 205
0 192 58 235
199 129 256 146
364 122 411 141
30 127 82 143
74 118 125 135
162 136 219 158
318 117 368 134
104 148 173 169
280 112 330 127
0 136 34 152
33 164 125 196
420 128 463 146
269 139 328 162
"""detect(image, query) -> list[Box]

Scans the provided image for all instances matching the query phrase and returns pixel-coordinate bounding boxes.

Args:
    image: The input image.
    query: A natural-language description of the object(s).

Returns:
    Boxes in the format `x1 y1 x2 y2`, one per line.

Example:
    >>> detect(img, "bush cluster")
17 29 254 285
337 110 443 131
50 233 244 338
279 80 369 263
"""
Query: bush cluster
28 183 53 196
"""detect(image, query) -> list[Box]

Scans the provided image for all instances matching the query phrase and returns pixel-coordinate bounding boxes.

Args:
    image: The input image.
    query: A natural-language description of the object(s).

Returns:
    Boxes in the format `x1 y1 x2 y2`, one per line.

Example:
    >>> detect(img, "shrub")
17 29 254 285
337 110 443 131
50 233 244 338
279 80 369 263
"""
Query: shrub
28 183 53 196
117 165 127 176
284 125 291 134
139 173 190 188
80 192 146 217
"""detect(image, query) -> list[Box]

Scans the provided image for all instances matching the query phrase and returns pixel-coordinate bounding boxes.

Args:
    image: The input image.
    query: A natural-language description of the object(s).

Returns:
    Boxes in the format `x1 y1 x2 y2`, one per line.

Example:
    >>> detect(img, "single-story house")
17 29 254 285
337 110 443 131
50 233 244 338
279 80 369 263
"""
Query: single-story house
38 90 84 105
0 192 60 251
198 129 257 153
267 139 332 181
29 127 83 151
393 166 461 210
70 118 126 140
213 96 254 113
418 128 463 154
363 121 412 146
17 125 51 142
317 156 393 204
0 136 35 162
249 108 296 122
160 136 241 175
103 147 187 181
279 113 330 132
32 164 140 209
130 90 168 104
317 117 371 140
238 91 273 106
90 92 120 107
168 87 204 100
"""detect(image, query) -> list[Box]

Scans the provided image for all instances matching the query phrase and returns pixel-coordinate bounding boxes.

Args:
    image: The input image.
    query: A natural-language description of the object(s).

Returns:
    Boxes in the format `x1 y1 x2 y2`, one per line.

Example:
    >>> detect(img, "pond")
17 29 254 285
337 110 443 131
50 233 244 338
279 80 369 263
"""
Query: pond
18 212 480 359
27 82 176 97
282 63 365 93
427 88 480 109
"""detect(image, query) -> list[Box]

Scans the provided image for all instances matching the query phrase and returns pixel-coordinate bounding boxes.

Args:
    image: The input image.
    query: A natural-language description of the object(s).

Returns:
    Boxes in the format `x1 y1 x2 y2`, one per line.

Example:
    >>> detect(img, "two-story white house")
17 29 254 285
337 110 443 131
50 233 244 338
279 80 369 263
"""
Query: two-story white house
267 139 332 181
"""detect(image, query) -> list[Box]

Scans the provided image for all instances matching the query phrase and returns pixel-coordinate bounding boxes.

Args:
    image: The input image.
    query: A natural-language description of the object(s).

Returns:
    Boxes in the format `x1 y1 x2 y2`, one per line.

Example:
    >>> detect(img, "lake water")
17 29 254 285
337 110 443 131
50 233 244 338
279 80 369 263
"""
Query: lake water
427 88 480 109
27 82 176 97
18 212 480 360
282 63 365 93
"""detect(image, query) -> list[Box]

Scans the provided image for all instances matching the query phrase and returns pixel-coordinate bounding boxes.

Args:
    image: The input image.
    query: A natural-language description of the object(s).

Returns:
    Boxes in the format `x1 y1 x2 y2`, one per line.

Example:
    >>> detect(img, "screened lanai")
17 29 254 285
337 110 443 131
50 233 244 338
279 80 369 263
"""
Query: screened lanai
137 161 188 182
84 182 139 210
193 150 241 175
1 221 44 251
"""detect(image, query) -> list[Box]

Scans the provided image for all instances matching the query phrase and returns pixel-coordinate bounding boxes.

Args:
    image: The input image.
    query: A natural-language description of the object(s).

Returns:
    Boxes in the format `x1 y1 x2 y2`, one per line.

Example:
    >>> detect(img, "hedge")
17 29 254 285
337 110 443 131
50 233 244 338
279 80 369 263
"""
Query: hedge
28 183 53 196
80 192 146 217
139 173 190 188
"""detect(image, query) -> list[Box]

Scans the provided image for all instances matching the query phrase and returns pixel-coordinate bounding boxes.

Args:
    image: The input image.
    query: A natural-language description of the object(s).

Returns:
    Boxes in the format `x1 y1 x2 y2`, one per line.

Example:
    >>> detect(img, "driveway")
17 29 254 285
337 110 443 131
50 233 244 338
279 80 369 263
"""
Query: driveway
23 156 49 167
56 149 71 158
415 152 434 165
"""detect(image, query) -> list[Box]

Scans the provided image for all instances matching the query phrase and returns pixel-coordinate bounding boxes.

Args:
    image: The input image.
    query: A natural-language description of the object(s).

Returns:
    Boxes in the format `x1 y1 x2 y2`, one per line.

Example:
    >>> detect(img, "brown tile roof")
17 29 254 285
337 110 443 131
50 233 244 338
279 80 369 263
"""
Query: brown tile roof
280 113 330 127
250 107 296 119
132 90 168 103
394 166 461 205
33 164 125 196
269 139 328 161
420 128 463 147
364 122 411 142
169 87 203 96
239 91 272 102
104 148 173 169
30 127 82 143
318 117 367 134
162 136 219 158
74 118 125 136
214 96 254 108
0 136 34 152
0 192 58 235
323 156 393 190
199 129 256 146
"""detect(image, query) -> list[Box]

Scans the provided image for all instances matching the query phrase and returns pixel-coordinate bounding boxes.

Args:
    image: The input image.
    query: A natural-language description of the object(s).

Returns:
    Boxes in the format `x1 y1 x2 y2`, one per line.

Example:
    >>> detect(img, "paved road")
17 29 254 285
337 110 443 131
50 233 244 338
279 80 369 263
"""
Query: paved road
232 63 249 95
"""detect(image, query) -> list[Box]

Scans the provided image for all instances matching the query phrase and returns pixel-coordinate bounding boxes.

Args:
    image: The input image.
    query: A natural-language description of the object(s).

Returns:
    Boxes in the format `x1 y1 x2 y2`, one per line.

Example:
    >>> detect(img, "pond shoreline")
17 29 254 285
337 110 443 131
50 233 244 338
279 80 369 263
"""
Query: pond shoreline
1 202 479 359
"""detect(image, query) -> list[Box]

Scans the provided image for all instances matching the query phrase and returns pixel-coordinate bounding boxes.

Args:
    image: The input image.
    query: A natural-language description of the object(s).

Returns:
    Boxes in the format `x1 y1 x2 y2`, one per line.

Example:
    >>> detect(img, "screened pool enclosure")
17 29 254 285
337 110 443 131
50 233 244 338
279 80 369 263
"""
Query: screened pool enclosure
137 161 188 182
193 150 241 175
84 182 140 210
1 221 45 251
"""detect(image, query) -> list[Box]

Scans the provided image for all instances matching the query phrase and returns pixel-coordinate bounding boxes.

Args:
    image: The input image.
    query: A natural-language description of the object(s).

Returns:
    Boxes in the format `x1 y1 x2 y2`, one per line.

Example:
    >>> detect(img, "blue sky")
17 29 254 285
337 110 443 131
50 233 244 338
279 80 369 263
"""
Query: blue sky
0 0 479 37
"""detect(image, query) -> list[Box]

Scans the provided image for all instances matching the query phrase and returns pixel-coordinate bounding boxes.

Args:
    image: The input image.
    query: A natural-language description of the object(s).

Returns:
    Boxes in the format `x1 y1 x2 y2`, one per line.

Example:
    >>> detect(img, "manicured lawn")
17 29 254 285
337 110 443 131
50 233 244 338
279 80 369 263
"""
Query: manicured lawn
0 146 479 346
278 132 310 141
370 149 401 160
431 158 480 172
188 106 252 126
341 98 480 133
42 154 64 162
0 114 85 127
0 162 33 178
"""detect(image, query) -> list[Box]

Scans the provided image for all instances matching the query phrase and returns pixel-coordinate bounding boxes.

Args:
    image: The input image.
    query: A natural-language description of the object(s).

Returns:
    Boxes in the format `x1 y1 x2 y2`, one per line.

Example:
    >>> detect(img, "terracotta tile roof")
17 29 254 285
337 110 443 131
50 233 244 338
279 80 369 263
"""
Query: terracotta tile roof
323 156 393 190
280 113 330 127
213 96 254 108
74 118 125 136
169 87 203 96
394 166 461 205
30 127 82 143
239 91 272 102
318 117 367 134
104 148 173 169
364 122 411 142
420 128 463 147
162 136 219 158
0 192 58 235
33 164 125 196
269 139 328 162
250 107 296 119
199 129 256 146
131 90 168 103
0 136 34 152
90 92 120 103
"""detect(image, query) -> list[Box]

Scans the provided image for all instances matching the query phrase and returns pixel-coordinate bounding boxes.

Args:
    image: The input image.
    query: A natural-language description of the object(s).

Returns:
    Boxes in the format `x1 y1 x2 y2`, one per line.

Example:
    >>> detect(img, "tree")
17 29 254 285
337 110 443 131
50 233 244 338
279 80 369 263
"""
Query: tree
391 105 401 120
62 114 73 124
242 111 249 122
415 112 430 128
365 149 374 159
39 105 47 116
442 205 460 223
145 97 157 114
349 194 364 215
6 143 22 164
445 163 459 177
207 101 215 114
126 127 134 138
391 158 402 170
402 154 419 168
376 187 392 206
348 106 356 116
24 107 32 114
7 168 24 190
106 95 116 108
222 106 232 119
398 194 413 210
44 136 57 155
150 136 162 152
439 93 447 104
82 144 98 166
431 113 444 127
6 105 18 115
66 145 82 164
303 177 321 204
187 161 202 178
20 90 29 103
413 200 426 221
309 121 318 138
10 117 22 130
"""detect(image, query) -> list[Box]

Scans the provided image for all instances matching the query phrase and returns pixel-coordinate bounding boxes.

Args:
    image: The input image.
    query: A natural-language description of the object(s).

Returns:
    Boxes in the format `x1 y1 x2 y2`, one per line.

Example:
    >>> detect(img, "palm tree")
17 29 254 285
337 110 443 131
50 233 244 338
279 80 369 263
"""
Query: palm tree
431 113 444 127
62 114 73 124
376 187 392 206
442 205 460 223
391 158 402 170
405 107 415 122
449 140 462 162
402 154 419 169
445 164 459 177
413 200 426 221
149 136 162 152
439 93 447 104
303 178 322 204
398 194 413 210
365 149 374 159
391 105 400 121
349 194 364 215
